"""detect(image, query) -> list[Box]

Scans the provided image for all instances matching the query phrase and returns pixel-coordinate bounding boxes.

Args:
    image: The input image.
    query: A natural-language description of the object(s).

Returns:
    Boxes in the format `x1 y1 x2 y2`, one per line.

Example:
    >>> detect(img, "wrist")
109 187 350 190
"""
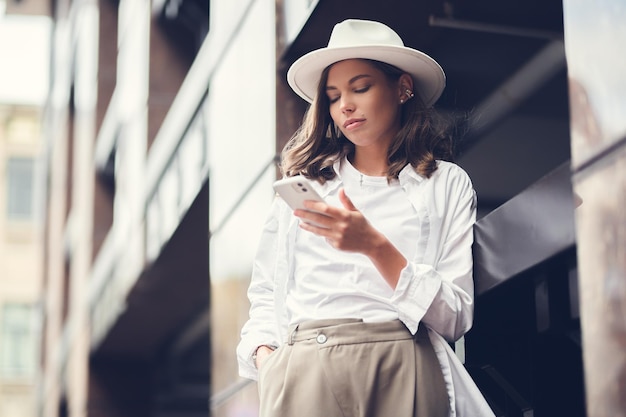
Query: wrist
365 230 391 259
367 232 406 288
252 345 276 368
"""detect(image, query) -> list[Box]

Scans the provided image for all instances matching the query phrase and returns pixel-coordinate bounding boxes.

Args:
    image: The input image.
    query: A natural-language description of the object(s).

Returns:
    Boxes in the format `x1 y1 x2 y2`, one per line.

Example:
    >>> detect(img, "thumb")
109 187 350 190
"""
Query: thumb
339 188 357 211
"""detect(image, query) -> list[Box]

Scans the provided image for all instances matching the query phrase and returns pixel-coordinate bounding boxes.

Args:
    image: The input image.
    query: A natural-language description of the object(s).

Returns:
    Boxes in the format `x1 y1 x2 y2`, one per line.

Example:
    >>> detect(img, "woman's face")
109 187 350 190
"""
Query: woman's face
325 59 407 151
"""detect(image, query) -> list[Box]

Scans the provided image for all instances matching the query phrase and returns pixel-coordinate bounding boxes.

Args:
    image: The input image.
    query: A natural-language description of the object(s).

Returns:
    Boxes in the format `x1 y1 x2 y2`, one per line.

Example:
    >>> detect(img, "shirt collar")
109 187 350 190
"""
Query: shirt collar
314 158 425 196
398 163 426 185
325 159 425 186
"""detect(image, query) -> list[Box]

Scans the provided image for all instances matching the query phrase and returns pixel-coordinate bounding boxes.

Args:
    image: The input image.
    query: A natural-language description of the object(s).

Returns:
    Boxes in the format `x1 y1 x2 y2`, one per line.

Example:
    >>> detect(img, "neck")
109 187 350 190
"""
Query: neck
349 149 388 177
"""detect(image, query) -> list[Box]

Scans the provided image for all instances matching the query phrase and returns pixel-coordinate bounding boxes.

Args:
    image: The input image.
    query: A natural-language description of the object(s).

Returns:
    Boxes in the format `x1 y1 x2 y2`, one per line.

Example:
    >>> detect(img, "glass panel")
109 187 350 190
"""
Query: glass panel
6 157 34 221
0 303 37 378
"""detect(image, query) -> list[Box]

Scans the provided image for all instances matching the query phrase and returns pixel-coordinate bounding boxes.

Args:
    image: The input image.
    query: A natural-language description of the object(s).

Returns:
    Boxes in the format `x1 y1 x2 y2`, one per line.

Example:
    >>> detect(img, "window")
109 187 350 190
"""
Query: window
0 303 38 379
6 157 35 221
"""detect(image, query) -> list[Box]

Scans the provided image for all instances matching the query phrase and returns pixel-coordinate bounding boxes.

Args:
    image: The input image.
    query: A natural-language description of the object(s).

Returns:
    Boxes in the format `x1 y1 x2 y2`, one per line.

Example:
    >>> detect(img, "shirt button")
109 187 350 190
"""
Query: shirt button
316 333 327 344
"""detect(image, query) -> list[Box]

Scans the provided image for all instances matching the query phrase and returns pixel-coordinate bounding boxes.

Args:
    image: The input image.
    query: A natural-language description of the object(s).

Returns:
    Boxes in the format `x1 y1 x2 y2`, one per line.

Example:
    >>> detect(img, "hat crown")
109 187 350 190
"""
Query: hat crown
287 19 445 106
327 19 404 49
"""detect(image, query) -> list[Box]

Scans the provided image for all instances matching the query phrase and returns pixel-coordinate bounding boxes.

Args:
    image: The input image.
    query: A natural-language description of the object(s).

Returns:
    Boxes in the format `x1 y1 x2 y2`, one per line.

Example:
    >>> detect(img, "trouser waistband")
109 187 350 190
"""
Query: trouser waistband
286 318 427 346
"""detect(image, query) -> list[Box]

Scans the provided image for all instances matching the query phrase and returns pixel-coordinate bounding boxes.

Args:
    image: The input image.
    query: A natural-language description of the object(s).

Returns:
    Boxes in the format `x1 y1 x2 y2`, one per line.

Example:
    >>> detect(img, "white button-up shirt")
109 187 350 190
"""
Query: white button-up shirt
237 159 495 417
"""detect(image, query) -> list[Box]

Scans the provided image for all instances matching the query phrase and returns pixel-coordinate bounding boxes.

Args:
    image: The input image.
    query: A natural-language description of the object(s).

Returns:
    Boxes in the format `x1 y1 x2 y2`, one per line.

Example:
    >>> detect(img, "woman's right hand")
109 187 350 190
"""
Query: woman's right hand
255 345 275 369
297 188 407 288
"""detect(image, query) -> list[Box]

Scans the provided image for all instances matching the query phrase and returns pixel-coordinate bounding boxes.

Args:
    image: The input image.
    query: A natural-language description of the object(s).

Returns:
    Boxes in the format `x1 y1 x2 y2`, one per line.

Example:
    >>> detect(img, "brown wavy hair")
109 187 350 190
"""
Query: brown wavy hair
281 59 458 183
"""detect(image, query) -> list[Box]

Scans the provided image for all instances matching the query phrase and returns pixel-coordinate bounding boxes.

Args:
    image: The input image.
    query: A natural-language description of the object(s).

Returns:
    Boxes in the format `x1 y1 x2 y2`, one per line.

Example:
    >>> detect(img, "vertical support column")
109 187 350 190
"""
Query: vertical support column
42 12 72 417
68 2 99 417
563 0 626 416
114 0 149 293
275 0 310 161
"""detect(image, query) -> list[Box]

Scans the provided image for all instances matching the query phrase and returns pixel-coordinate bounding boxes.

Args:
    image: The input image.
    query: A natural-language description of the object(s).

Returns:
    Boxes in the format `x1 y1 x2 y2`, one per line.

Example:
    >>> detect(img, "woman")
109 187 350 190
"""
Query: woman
237 19 495 417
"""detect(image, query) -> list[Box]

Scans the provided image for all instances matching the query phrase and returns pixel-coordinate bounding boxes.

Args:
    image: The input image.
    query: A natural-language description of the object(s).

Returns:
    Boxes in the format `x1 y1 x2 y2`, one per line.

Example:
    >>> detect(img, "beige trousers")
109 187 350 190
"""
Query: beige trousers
257 319 449 417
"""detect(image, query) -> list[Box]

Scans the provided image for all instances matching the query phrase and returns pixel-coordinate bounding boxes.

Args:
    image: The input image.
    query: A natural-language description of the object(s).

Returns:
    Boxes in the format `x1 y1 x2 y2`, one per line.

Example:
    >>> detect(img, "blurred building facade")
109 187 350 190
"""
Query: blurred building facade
2 0 50 16
39 0 274 416
38 1 625 417
0 105 43 417
1 1 50 416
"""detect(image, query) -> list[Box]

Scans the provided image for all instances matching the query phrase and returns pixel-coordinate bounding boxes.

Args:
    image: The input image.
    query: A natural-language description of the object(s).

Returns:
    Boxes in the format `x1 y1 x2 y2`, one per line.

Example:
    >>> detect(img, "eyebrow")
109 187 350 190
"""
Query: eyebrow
326 74 373 92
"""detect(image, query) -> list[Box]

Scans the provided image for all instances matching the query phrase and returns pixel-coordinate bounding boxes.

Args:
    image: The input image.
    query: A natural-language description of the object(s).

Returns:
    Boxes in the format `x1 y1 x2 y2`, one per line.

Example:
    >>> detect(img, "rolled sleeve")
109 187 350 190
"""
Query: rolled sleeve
236 197 283 380
393 163 477 342
392 263 442 334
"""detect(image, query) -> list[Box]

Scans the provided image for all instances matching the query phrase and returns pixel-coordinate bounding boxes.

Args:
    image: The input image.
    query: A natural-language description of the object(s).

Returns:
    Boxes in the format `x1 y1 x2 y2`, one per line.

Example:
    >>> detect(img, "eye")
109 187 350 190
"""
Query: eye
328 95 340 104
354 84 371 94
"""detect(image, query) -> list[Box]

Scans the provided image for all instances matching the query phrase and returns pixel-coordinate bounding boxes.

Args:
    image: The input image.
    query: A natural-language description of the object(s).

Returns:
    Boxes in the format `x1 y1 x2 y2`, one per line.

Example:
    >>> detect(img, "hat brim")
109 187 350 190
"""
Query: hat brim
287 45 446 107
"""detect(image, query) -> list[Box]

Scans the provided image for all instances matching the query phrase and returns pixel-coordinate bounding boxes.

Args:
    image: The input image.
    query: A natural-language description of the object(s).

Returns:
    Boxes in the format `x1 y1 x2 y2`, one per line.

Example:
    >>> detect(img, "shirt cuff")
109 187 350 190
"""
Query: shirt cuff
391 262 442 334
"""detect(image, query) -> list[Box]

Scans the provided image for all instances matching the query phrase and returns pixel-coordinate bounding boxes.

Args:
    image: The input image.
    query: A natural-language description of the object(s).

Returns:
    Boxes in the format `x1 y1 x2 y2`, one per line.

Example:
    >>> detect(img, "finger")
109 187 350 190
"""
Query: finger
339 188 357 211
294 210 331 231
299 219 334 237
302 200 331 214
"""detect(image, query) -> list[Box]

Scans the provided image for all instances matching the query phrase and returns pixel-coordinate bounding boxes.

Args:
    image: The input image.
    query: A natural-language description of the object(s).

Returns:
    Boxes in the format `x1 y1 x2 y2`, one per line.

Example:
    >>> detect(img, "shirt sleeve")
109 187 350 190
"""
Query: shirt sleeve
236 196 284 380
391 165 477 342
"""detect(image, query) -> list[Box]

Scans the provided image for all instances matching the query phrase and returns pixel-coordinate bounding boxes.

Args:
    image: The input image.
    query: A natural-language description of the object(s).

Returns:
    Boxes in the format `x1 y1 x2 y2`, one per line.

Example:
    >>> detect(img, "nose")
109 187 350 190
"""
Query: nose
339 96 354 114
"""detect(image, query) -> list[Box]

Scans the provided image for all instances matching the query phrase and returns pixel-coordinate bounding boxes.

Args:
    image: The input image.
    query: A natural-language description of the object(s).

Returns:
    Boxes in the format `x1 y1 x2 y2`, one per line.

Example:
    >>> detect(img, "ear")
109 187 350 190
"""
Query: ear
398 74 414 103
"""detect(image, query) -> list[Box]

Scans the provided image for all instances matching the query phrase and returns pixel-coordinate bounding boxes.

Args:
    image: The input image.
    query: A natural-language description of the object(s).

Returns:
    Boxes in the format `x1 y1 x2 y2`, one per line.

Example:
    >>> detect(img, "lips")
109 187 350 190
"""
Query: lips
343 118 365 129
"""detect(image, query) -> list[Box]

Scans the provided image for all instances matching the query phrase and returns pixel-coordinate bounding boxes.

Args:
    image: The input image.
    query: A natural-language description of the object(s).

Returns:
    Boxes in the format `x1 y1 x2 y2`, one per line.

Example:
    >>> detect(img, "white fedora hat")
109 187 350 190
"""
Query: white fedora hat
287 19 446 107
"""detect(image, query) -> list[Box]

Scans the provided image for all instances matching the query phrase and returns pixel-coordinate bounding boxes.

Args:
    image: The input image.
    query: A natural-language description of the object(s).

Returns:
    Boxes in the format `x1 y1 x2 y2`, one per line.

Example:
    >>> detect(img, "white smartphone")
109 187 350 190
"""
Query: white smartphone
272 175 326 212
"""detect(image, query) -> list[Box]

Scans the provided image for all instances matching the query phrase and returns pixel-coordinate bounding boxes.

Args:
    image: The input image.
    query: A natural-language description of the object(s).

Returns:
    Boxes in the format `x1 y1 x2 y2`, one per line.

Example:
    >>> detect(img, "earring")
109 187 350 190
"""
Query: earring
400 88 414 104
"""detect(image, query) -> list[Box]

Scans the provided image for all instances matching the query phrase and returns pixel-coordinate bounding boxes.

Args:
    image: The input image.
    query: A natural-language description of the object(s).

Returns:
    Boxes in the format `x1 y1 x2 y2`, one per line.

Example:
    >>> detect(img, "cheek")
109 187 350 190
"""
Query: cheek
328 105 342 124
380 100 402 123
